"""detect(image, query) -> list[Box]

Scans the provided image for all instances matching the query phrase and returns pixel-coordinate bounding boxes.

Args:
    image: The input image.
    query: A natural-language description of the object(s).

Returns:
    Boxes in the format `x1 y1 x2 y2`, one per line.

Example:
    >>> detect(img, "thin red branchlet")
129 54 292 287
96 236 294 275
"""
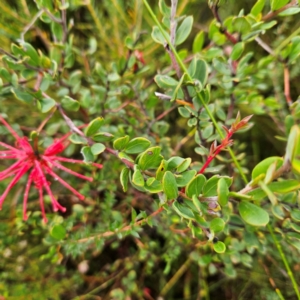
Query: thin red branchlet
0 115 102 223
198 113 253 174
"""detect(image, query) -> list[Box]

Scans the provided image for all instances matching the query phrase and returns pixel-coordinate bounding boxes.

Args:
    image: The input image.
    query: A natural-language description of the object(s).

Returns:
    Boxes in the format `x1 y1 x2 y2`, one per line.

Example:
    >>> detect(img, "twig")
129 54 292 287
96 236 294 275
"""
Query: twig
255 37 277 57
61 0 68 43
76 207 164 243
20 10 44 42
284 65 292 106
210 2 238 44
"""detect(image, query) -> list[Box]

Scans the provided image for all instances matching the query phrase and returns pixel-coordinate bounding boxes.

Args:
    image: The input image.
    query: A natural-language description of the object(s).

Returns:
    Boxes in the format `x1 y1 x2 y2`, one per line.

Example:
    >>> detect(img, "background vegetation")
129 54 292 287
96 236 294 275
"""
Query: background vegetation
0 0 300 299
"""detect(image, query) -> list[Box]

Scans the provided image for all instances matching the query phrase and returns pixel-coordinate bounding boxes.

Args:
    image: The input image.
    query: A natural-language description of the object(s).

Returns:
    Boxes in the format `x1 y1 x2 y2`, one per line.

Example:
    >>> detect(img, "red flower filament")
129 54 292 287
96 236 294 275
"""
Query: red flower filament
0 116 102 222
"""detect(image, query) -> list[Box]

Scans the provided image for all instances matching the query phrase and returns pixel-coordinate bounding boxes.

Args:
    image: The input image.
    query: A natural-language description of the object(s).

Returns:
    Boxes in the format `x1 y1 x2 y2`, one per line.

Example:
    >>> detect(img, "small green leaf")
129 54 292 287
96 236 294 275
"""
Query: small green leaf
167 156 185 170
39 97 56 113
151 26 168 44
85 117 104 137
159 0 170 16
132 166 144 187
176 16 193 45
285 125 300 164
291 210 300 222
91 143 106 155
93 132 114 142
156 159 168 181
61 95 80 111
113 135 130 151
232 17 251 34
193 31 205 53
238 201 269 226
138 147 163 170
145 177 163 193
251 157 283 180
270 0 289 11
203 176 232 197
175 170 197 187
50 224 66 240
188 58 208 87
230 42 245 60
69 133 86 144
162 171 178 200
213 241 226 253
217 178 229 206
210 218 225 233
155 75 178 89
176 158 191 173
186 174 206 198
11 88 34 104
124 138 151 154
250 0 265 16
81 146 95 162
173 201 195 219
120 167 130 192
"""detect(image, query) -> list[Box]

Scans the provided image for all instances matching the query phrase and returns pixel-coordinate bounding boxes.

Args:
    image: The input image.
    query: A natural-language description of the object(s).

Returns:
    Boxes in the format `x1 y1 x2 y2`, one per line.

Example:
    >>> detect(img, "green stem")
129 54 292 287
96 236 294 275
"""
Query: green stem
267 224 300 300
142 0 248 184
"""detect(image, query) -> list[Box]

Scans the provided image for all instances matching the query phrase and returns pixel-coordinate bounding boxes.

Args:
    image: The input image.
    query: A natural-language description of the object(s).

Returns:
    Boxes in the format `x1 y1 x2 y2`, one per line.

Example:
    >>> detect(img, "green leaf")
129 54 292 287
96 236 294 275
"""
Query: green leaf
203 175 232 197
248 180 300 200
11 88 34 104
69 133 86 144
213 241 226 253
81 146 95 162
61 95 80 111
278 7 300 16
193 31 205 53
217 178 229 206
188 58 208 87
167 156 185 170
155 75 178 89
159 0 170 16
85 117 104 137
120 167 130 192
232 17 251 34
238 201 269 226
38 97 56 113
230 42 245 60
251 157 283 180
124 138 151 154
210 218 225 233
113 135 130 151
50 224 66 240
138 147 163 170
156 159 168 181
175 170 197 187
173 201 195 219
151 26 168 44
291 210 300 222
177 158 191 173
91 143 106 155
132 166 144 187
270 0 289 11
176 16 193 45
93 132 114 142
162 171 178 200
145 177 163 193
186 174 206 198
250 0 265 16
286 125 300 164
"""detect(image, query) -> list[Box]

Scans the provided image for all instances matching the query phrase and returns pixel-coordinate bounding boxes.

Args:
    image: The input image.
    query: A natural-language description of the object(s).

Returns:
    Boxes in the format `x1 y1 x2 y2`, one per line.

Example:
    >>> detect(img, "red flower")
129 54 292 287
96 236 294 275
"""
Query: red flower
0 115 102 222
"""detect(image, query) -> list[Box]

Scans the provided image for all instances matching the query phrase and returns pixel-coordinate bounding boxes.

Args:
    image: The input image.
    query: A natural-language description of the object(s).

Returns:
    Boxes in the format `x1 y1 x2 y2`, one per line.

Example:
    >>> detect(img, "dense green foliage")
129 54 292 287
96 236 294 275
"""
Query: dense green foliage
0 0 300 299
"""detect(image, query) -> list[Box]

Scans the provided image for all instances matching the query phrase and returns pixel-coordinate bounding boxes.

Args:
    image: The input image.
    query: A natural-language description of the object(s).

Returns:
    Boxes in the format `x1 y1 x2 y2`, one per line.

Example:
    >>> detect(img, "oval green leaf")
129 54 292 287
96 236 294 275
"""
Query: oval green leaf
238 201 269 226
162 171 178 200
124 137 151 154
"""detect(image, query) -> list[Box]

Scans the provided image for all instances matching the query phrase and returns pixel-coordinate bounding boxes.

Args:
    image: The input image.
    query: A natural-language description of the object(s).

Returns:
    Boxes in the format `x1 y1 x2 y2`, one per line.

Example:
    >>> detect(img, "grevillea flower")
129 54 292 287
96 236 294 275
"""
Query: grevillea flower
0 115 102 222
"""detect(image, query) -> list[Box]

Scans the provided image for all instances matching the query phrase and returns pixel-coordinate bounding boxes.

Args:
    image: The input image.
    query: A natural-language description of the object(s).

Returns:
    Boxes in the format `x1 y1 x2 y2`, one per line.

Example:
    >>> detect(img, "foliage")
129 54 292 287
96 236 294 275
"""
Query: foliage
0 0 300 299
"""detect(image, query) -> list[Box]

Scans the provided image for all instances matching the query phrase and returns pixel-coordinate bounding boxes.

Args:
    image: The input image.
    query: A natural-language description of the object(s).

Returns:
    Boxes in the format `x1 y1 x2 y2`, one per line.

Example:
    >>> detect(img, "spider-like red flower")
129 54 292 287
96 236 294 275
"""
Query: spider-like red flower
0 115 102 222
